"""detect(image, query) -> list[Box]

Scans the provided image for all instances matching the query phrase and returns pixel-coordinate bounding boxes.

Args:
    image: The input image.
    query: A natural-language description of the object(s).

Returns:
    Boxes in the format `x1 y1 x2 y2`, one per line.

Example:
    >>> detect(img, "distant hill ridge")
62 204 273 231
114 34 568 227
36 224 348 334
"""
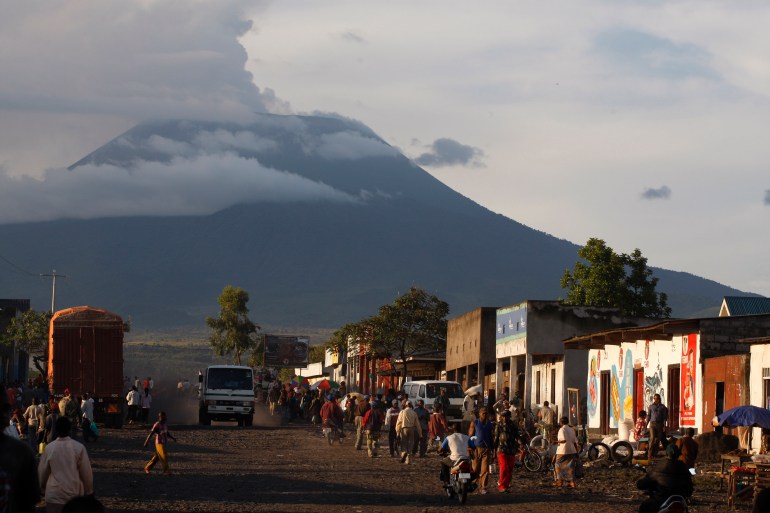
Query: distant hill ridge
0 114 751 329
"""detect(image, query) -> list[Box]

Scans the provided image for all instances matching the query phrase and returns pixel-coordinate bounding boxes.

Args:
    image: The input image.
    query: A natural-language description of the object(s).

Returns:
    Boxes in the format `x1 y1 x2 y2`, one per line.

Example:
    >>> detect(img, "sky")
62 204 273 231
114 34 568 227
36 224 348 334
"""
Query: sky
0 1 768 297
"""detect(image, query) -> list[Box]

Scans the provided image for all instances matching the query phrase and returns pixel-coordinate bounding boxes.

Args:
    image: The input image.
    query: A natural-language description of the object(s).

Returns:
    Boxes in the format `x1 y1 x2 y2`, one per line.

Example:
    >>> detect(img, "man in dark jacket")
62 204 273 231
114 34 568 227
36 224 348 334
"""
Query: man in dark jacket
637 444 693 513
413 399 431 457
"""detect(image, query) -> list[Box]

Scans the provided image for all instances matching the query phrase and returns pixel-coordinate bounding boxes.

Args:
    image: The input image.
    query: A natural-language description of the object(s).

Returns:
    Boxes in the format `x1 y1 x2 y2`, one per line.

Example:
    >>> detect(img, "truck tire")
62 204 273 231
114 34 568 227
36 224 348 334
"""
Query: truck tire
244 415 253 427
587 442 611 461
610 441 633 464
198 406 211 426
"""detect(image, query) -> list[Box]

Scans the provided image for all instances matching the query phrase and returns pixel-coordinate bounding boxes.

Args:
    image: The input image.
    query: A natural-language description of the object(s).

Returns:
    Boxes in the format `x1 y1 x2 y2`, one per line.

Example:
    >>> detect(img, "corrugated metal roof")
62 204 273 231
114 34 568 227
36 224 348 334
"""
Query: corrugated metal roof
722 296 770 316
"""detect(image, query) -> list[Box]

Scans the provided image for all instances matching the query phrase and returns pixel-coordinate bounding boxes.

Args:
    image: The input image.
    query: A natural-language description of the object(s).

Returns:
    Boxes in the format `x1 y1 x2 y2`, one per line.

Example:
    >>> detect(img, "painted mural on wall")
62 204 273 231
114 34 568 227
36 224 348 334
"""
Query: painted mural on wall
680 334 697 426
644 363 664 410
607 348 636 425
587 354 598 418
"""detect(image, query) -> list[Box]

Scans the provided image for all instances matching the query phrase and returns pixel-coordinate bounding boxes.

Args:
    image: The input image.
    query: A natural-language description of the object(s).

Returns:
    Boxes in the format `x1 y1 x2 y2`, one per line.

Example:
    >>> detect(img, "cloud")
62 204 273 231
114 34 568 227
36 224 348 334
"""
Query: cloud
340 31 365 44
0 155 361 225
0 1 279 123
641 185 672 200
765 190 770 206
312 131 399 160
413 138 484 168
594 28 718 81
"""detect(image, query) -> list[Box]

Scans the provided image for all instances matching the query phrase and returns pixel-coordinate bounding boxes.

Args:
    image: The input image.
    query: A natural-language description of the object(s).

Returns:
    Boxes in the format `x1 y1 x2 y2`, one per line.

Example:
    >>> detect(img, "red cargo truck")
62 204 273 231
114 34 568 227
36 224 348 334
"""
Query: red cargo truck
47 306 125 427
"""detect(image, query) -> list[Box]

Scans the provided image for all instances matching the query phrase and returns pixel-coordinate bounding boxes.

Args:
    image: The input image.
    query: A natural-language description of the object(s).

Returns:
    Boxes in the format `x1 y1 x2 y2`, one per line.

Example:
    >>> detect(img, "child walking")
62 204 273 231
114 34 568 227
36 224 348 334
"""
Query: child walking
143 411 177 475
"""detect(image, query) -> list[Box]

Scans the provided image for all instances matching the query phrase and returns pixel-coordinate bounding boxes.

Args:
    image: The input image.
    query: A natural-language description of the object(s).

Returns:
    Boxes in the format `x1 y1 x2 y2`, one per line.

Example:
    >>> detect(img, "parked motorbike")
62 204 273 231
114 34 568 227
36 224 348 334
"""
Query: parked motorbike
444 457 477 504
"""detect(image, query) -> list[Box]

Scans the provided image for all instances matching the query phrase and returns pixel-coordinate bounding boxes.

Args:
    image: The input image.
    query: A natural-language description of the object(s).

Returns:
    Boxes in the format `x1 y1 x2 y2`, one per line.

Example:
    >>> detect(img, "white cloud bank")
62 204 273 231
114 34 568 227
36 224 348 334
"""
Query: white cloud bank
0 154 360 224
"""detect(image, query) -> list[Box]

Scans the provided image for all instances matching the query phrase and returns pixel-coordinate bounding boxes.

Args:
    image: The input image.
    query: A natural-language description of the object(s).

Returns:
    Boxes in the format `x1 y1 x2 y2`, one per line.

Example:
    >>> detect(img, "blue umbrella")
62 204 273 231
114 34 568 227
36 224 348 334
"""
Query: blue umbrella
717 405 770 429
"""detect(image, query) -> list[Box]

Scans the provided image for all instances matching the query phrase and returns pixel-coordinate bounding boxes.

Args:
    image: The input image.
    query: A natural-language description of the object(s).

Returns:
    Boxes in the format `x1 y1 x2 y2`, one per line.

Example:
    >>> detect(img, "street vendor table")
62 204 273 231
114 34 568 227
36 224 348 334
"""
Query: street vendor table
727 466 756 509
721 454 753 490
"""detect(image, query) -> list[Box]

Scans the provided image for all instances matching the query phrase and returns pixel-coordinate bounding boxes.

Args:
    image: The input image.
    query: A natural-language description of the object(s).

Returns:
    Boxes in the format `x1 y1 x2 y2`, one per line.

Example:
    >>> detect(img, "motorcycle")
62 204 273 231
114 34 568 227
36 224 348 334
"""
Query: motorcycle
444 457 477 504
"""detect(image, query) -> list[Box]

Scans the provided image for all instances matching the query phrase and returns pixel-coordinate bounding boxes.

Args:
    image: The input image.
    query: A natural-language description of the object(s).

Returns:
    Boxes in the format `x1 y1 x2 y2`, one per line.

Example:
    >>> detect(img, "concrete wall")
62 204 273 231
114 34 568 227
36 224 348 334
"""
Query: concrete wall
446 307 497 387
749 343 770 452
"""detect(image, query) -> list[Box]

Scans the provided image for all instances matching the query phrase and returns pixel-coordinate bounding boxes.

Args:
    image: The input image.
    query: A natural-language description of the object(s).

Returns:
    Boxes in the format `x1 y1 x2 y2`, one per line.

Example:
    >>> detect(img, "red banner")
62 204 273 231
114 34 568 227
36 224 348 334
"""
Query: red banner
680 334 697 426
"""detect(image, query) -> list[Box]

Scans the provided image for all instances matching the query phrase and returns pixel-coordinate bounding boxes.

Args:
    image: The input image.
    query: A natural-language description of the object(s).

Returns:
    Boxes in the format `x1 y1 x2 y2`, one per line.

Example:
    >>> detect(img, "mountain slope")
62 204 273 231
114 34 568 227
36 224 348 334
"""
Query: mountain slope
0 114 751 329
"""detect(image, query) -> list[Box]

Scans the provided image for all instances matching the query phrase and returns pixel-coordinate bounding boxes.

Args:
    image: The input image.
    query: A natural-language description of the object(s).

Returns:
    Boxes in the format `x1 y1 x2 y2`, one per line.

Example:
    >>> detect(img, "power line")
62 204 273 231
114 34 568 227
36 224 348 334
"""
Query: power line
0 251 37 277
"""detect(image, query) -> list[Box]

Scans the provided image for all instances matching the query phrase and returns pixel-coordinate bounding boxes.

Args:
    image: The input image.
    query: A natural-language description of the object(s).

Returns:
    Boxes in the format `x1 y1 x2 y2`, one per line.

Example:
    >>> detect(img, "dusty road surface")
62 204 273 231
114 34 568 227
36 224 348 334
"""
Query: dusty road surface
74 400 731 513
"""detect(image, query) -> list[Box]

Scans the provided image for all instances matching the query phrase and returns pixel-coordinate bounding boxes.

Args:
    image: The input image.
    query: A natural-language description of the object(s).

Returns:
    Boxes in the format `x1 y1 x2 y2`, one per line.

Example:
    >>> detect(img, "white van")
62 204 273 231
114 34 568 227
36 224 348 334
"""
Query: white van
402 380 464 420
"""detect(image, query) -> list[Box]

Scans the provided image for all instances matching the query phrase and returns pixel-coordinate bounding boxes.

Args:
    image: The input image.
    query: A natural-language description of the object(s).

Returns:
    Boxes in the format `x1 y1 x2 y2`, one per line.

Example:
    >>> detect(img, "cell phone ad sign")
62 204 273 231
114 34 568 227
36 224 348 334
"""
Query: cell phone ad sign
680 334 697 426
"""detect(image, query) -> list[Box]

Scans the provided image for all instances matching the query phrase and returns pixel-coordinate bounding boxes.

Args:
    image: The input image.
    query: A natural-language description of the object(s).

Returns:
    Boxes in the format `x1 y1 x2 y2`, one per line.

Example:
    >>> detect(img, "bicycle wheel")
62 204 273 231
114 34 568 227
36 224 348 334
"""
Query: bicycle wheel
523 450 543 472
587 442 611 461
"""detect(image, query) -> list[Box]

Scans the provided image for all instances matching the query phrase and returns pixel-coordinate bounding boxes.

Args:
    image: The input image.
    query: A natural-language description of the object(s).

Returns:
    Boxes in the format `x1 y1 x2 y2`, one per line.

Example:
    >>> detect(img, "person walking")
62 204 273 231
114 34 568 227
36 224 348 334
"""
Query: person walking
413 399 431 457
395 401 422 464
140 388 152 425
553 416 578 488
354 395 370 451
537 400 556 448
468 406 493 494
385 399 400 457
647 394 669 459
362 399 384 458
125 386 140 425
428 403 449 452
493 410 519 493
143 411 177 475
23 397 44 452
38 416 94 513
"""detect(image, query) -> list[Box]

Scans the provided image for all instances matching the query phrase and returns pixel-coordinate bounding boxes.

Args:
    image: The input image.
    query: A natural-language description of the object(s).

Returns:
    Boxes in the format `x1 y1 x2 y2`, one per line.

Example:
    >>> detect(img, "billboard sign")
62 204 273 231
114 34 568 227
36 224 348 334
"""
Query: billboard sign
264 335 309 368
680 333 697 426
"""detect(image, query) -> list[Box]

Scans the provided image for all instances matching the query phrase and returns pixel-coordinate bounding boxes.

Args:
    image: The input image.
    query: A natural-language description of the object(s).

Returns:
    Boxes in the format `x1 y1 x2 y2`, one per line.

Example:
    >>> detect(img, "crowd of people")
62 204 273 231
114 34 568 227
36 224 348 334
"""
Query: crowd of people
5 375 770 512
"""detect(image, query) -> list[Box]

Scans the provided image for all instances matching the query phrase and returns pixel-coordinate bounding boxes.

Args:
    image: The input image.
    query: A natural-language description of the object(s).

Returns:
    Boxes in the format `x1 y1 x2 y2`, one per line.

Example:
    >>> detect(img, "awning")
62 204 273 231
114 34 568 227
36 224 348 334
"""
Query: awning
563 318 701 350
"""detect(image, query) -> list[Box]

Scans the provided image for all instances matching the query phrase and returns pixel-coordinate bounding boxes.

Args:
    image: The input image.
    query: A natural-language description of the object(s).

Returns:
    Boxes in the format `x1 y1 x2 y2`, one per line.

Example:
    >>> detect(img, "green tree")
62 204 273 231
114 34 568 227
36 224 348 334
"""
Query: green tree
206 285 261 365
623 249 672 318
370 287 449 379
308 344 326 364
1 309 53 377
561 238 671 318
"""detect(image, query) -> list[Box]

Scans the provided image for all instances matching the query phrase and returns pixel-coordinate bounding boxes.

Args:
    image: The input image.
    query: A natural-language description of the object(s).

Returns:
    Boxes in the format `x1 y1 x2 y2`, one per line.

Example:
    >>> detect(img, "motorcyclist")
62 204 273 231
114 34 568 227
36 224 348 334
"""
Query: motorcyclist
636 444 693 513
438 424 476 484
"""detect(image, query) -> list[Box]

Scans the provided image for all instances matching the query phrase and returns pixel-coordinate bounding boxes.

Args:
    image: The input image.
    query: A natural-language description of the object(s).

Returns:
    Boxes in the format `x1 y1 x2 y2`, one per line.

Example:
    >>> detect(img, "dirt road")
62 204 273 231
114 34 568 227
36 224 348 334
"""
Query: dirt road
70 397 733 513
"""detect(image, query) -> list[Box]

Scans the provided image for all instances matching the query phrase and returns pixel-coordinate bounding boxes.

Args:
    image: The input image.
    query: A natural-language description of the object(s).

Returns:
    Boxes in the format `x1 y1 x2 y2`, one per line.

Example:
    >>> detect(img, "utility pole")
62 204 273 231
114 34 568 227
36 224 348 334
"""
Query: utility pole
41 270 67 313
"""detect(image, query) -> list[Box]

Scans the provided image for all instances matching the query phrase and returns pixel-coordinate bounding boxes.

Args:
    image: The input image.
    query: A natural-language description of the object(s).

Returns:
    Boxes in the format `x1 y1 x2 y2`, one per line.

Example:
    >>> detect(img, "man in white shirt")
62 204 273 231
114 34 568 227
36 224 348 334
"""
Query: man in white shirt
438 425 476 483
38 416 94 512
395 401 422 464
554 416 578 488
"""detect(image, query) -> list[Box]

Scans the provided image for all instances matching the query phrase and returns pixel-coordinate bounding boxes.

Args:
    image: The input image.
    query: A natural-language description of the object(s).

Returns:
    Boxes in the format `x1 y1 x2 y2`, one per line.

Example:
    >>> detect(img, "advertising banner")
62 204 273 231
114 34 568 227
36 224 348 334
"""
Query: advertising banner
264 335 309 368
680 334 697 426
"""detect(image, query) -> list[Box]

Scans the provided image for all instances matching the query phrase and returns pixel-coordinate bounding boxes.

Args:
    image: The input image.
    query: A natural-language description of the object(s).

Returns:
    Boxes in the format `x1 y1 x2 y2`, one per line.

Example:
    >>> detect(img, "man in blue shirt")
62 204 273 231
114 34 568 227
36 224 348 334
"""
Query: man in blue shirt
647 394 669 460
468 407 493 494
